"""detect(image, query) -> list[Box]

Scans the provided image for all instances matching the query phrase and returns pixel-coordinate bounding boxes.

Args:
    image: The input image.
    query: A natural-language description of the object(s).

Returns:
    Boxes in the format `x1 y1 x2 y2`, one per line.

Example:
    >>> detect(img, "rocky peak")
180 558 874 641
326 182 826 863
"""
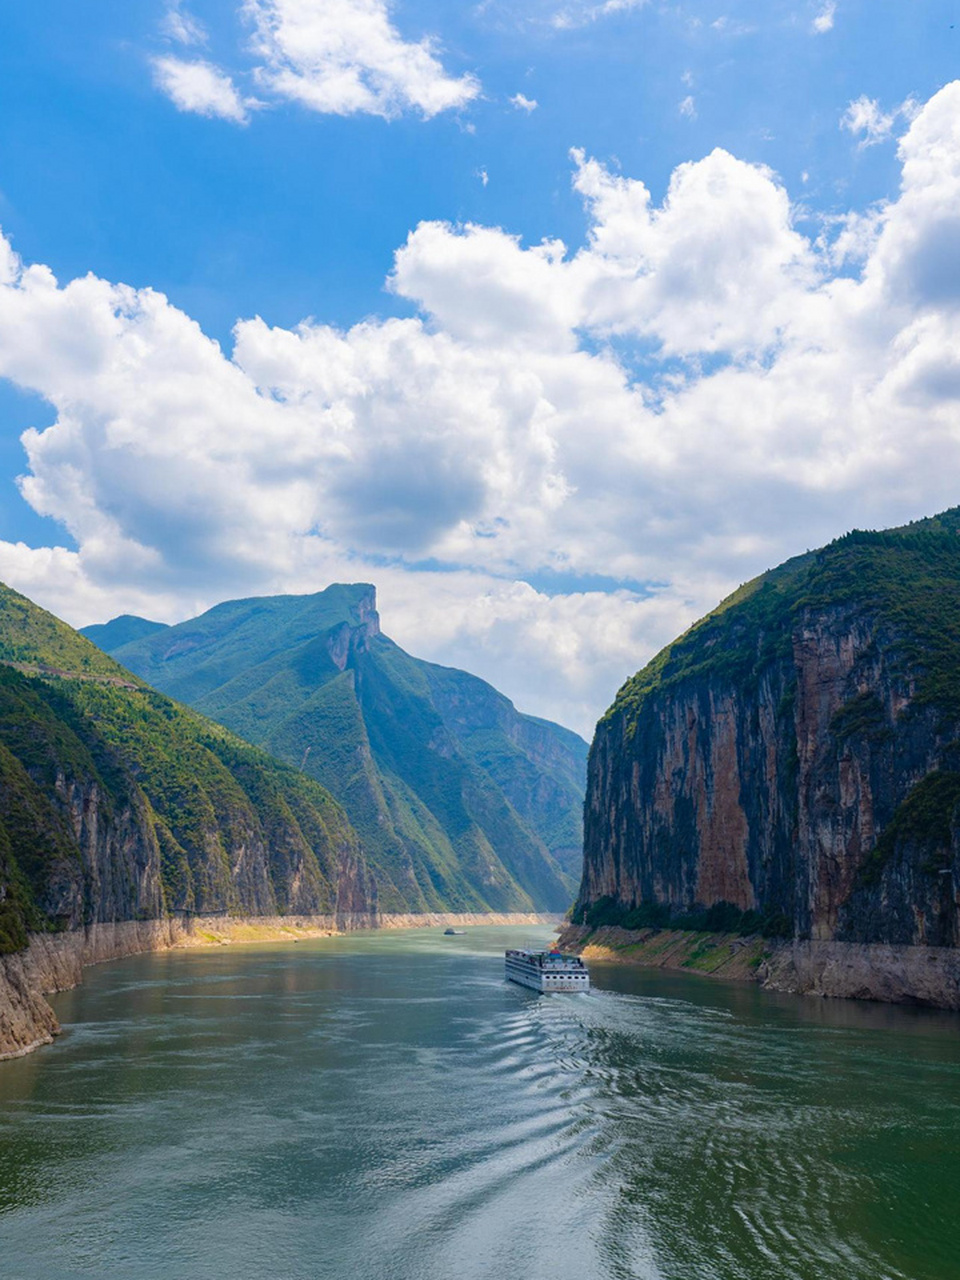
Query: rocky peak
352 584 381 637
325 585 380 672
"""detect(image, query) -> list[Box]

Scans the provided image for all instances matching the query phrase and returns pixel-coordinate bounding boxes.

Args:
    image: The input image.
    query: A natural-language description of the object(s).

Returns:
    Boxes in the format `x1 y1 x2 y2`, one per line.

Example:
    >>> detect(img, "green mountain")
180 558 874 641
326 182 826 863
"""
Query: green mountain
90 585 587 913
81 614 169 651
0 582 375 956
578 507 960 956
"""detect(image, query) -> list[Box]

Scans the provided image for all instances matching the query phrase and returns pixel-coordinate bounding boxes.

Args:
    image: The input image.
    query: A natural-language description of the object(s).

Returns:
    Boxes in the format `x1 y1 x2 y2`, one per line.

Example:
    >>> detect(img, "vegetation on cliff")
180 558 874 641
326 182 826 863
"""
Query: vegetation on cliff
92 585 586 913
582 508 960 947
80 614 168 652
0 585 373 954
609 508 960 730
0 584 136 680
574 895 792 938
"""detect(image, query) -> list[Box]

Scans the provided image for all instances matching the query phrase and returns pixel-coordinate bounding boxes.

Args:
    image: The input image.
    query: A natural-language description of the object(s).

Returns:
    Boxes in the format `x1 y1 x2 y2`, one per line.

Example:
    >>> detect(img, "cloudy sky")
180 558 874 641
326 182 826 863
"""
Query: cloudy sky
1 1 959 736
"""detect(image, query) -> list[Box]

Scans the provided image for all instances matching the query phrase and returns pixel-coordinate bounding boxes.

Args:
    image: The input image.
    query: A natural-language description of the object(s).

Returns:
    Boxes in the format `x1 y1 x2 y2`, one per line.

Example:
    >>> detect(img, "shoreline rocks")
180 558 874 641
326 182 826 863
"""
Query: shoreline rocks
559 923 960 1009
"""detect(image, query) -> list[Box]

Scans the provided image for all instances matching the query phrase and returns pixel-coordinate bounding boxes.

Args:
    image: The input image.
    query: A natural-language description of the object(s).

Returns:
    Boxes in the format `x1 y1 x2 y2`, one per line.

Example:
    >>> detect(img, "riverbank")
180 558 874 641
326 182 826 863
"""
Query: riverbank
557 924 769 981
558 924 960 1008
0 912 561 1060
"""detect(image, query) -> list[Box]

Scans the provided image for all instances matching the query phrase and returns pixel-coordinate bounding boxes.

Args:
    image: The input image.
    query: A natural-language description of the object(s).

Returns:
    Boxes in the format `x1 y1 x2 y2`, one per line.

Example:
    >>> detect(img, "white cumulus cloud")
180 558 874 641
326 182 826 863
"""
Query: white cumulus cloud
5 84 960 731
149 0 479 123
152 57 253 123
160 3 208 46
243 0 480 118
842 94 920 147
812 1 836 33
510 93 538 112
841 96 895 145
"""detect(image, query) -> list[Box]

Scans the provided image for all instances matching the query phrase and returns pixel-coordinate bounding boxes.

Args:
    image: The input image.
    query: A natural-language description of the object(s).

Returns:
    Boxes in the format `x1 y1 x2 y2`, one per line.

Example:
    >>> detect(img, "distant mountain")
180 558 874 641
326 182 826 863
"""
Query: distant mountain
81 614 168 651
94 585 587 913
0 583 375 957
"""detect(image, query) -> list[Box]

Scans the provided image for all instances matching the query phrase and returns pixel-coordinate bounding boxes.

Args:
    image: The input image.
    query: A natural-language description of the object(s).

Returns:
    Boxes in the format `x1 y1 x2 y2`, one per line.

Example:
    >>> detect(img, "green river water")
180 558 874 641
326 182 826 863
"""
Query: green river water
0 925 958 1280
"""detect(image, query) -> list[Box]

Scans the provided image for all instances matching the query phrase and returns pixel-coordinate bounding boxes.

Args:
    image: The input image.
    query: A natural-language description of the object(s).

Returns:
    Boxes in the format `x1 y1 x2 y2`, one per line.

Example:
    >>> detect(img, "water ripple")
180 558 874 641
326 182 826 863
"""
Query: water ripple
0 928 957 1280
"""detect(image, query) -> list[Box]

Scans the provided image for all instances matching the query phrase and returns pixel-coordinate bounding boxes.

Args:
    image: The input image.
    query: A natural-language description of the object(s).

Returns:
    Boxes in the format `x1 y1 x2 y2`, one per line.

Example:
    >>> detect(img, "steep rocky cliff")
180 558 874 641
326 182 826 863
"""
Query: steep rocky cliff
0 582 377 962
577 511 960 965
93 585 586 913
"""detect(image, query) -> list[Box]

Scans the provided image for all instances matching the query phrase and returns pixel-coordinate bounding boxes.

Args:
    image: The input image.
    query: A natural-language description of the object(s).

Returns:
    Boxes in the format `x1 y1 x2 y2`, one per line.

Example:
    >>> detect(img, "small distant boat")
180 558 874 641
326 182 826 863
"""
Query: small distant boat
443 927 466 935
505 948 590 993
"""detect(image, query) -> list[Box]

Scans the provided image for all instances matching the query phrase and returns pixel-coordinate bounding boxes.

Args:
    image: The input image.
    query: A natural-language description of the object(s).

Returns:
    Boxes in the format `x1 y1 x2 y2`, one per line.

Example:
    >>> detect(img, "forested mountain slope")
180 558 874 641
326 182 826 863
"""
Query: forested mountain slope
94 585 587 913
0 583 375 957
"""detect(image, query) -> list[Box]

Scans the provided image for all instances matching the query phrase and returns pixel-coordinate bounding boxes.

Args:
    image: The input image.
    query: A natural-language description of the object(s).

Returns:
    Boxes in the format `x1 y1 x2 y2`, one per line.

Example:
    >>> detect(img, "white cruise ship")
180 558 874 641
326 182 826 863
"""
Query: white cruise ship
505 948 590 993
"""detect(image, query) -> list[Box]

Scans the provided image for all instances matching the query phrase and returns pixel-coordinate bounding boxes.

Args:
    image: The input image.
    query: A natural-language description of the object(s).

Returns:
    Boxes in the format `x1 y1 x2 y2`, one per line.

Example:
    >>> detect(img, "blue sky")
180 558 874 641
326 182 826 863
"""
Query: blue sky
1 1 959 733
2 1 946 335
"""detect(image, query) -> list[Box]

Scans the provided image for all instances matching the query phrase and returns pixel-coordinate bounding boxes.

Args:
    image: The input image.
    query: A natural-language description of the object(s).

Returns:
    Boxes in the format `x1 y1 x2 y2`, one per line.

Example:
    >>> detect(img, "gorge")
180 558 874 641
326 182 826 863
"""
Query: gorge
0 582 578 1058
7 504 960 1065
88 584 586 915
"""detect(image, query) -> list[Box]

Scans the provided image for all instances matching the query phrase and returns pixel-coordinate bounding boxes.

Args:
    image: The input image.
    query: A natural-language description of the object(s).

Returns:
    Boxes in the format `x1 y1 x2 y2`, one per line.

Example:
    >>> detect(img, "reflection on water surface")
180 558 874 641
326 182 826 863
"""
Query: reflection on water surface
0 926 958 1280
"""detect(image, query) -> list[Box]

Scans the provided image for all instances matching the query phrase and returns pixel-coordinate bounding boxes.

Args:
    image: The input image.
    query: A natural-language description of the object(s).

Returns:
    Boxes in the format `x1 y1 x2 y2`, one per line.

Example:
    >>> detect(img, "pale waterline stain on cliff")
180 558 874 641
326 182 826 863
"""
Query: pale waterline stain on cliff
559 923 960 1008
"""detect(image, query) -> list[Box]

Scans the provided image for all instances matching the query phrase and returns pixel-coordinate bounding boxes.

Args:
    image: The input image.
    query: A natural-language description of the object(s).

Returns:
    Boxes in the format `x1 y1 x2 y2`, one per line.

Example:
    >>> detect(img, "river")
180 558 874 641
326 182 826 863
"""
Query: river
0 925 957 1280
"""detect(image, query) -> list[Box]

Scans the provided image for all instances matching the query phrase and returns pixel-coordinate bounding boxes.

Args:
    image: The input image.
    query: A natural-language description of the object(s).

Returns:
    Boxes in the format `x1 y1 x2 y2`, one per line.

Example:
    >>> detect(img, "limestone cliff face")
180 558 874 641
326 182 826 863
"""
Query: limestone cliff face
0 672 379 939
46 775 164 927
0 581 381 967
579 520 960 951
325 587 381 671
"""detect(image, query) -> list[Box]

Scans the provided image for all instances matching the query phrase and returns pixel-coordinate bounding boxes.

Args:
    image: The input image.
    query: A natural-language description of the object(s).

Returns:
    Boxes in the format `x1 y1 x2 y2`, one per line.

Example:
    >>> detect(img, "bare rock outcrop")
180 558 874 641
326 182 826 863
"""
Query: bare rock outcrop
576 518 960 1006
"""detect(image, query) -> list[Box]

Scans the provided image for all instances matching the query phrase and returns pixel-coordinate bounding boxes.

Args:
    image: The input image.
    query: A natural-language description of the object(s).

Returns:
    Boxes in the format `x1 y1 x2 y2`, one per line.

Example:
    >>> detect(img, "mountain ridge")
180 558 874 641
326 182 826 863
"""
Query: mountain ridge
0 581 378 960
90 584 587 914
80 615 169 652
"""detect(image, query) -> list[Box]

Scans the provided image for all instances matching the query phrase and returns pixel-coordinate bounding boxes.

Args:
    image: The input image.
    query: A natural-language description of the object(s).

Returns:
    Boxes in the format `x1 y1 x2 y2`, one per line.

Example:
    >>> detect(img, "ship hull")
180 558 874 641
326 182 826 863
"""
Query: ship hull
505 949 590 993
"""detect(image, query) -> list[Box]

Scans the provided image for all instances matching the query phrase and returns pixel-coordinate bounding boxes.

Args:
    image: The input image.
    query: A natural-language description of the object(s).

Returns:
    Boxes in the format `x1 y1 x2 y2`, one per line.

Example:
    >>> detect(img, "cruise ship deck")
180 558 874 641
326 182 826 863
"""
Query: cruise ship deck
505 948 590 993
